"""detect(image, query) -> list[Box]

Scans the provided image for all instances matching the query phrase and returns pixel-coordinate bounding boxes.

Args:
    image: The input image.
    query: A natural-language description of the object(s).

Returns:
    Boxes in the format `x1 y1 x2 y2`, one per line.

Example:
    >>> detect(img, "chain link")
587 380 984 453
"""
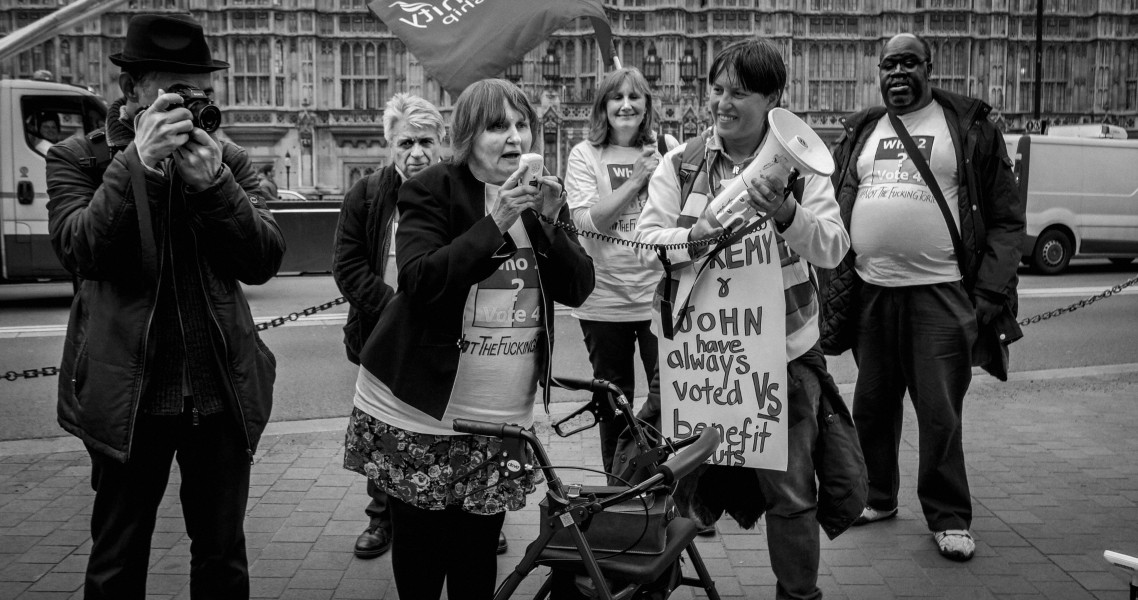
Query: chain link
3 367 59 381
1017 274 1138 326
534 211 743 251
254 296 348 331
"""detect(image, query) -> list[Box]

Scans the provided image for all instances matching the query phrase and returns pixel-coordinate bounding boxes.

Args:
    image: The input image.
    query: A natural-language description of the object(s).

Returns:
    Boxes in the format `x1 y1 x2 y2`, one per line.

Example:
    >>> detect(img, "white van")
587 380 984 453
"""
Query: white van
0 79 106 283
1010 134 1138 274
1045 123 1128 140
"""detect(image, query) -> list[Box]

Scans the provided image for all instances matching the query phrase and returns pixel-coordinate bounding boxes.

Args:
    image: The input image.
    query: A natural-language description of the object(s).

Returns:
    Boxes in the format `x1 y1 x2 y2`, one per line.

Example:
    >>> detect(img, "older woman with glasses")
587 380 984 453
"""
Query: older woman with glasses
342 78 594 600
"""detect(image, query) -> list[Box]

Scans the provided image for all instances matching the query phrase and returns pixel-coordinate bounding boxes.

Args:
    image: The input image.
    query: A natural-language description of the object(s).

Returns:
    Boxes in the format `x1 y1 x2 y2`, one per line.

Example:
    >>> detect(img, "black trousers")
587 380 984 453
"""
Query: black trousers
84 409 251 600
389 497 506 600
578 319 658 474
852 282 976 531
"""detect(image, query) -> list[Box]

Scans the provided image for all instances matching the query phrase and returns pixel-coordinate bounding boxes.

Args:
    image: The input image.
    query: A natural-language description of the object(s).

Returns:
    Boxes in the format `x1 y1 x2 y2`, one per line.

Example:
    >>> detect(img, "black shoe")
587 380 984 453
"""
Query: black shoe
354 524 391 559
497 531 508 555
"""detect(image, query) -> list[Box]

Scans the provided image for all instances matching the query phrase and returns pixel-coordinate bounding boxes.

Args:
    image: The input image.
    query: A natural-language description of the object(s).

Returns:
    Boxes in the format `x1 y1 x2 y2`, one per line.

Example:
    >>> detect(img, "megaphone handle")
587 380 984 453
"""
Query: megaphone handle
783 169 800 199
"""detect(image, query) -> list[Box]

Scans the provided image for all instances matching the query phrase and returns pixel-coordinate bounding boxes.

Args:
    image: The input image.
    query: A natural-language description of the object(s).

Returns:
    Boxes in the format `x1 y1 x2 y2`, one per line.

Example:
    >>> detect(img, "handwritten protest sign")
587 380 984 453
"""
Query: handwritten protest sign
659 221 788 471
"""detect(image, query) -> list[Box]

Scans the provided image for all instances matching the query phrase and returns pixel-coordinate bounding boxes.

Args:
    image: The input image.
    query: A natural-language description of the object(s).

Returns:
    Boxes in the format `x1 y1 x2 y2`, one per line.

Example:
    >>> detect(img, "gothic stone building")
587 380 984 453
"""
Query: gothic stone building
2 0 1136 197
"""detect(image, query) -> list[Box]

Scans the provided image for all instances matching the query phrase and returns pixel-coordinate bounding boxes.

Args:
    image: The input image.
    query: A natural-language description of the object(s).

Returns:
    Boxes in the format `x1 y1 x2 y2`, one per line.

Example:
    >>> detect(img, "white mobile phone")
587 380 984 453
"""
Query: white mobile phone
520 153 544 189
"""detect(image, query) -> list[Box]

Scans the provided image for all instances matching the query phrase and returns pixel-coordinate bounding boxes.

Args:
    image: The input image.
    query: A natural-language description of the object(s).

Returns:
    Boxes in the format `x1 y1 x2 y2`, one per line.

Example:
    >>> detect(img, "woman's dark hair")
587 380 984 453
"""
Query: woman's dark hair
587 67 658 148
450 79 540 166
708 39 786 99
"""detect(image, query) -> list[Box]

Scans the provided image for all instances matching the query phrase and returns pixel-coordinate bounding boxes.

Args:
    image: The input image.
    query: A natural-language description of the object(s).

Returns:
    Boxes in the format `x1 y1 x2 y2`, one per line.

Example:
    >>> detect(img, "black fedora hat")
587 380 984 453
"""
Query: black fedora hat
110 14 229 73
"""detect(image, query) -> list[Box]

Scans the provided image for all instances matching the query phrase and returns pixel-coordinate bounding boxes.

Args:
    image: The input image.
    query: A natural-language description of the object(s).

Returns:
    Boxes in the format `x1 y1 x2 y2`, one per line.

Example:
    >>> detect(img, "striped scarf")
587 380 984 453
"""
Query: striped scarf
663 135 820 348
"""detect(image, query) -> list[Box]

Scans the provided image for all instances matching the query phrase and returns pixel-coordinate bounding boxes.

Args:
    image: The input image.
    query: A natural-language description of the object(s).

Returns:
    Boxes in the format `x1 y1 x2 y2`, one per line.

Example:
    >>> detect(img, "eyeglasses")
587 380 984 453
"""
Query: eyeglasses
878 55 927 71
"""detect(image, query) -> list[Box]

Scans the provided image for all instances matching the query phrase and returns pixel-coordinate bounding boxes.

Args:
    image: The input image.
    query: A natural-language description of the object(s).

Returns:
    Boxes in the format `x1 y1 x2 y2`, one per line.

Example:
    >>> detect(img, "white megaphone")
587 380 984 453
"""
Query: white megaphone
707 107 835 231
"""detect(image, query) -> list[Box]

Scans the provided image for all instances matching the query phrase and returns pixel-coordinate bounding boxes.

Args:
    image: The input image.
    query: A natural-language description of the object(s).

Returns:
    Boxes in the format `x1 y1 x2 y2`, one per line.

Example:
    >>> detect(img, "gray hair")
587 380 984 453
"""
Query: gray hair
383 93 445 143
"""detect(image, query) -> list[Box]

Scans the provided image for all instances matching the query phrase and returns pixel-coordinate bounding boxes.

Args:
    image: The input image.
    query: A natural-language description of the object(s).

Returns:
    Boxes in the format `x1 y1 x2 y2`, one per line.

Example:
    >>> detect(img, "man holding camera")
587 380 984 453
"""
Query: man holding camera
45 13 284 599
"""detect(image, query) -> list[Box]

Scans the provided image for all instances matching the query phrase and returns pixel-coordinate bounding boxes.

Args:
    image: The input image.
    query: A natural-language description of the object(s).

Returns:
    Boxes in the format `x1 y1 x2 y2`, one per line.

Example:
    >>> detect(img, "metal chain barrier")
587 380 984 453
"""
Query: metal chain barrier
1017 273 1138 326
5 252 1137 382
1 213 761 383
533 211 740 251
254 296 348 331
2 297 349 382
536 210 1138 330
2 367 59 381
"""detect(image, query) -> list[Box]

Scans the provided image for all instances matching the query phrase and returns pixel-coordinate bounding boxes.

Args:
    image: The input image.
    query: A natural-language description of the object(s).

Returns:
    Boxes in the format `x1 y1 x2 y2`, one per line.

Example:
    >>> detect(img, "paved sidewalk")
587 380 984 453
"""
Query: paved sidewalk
1 369 1137 599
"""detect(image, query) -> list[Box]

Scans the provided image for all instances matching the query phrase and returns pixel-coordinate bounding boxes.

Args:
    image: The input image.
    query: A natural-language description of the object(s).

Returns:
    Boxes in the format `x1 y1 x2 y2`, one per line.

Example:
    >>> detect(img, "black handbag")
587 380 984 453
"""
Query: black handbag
539 485 677 555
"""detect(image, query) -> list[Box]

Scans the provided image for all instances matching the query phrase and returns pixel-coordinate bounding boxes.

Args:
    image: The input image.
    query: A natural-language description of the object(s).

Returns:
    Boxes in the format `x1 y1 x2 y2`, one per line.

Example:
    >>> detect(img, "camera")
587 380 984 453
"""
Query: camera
1104 550 1138 572
166 84 222 133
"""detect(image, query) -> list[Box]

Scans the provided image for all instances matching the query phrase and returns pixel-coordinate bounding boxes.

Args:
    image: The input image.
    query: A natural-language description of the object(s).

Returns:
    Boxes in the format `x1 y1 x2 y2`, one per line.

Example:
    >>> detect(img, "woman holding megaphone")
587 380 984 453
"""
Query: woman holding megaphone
635 39 858 600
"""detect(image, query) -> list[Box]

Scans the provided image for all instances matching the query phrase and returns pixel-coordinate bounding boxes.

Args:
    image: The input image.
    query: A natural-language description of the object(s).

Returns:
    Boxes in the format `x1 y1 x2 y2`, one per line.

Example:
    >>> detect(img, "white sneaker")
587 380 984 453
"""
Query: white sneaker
934 530 975 561
852 506 897 526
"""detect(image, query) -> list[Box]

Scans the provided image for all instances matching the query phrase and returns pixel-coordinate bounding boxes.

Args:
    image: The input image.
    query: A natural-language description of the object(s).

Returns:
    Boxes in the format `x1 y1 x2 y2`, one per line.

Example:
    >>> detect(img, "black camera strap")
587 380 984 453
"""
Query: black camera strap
885 110 972 290
128 155 160 284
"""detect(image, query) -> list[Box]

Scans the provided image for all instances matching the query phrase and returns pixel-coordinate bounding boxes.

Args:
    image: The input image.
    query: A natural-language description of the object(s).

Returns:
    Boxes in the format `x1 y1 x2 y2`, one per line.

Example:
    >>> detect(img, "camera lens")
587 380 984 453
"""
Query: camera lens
198 105 222 133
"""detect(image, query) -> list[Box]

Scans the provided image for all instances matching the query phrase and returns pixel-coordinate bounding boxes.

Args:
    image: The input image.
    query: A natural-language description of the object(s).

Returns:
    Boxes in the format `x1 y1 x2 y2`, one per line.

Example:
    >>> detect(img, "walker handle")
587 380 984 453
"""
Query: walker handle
551 375 623 398
452 419 525 439
657 428 718 486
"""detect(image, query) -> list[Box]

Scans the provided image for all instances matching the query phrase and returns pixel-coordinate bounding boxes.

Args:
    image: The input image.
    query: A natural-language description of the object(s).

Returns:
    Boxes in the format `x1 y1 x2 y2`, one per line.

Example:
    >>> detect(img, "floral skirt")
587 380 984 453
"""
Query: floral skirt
343 407 542 515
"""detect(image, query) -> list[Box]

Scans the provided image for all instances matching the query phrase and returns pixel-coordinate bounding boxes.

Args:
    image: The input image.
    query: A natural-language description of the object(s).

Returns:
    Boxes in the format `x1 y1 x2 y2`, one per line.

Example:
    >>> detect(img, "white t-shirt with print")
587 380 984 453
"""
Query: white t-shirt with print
850 101 961 287
353 184 543 434
564 141 665 321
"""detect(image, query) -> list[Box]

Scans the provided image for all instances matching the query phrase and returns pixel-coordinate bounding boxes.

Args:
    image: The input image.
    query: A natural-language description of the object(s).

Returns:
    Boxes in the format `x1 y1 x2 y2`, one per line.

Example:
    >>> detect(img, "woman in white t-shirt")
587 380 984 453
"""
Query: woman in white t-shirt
564 67 677 474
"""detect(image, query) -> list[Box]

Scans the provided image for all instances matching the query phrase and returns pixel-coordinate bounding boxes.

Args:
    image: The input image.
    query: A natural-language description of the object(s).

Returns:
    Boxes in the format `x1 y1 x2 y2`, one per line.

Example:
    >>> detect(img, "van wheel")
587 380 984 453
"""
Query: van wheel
1031 230 1072 275
1109 258 1134 266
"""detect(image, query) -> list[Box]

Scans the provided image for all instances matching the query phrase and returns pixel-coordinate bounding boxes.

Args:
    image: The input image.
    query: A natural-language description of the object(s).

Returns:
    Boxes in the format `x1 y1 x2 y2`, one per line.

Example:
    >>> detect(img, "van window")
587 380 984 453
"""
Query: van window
21 95 107 157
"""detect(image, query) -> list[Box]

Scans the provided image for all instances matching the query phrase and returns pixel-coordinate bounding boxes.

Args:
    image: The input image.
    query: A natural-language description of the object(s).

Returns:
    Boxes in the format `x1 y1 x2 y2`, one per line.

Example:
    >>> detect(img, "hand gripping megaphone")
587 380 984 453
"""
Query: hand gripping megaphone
707 107 835 231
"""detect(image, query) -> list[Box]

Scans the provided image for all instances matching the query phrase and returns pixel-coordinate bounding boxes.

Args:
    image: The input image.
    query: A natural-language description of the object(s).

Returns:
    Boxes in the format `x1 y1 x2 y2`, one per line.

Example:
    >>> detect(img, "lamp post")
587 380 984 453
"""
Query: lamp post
541 47 561 86
1032 0 1043 122
642 46 661 87
679 47 702 139
284 150 291 190
540 47 562 175
504 61 523 84
679 47 698 91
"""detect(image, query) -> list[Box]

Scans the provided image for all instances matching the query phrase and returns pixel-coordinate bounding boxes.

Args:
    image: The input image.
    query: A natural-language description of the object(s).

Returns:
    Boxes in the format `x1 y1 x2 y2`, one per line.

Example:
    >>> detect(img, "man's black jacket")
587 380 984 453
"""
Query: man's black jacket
820 88 1025 378
332 165 400 365
46 111 285 462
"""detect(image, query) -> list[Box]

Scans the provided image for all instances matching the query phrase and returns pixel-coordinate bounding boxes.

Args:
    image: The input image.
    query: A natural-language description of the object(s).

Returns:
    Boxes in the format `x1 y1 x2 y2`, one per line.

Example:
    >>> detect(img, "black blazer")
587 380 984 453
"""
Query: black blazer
359 162 595 421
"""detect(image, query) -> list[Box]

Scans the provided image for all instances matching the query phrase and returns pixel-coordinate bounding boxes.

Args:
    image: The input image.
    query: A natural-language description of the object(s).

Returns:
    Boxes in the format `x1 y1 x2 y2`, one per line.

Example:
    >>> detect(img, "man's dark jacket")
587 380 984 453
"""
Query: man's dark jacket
332 165 400 365
45 110 286 462
359 162 595 420
820 88 1025 379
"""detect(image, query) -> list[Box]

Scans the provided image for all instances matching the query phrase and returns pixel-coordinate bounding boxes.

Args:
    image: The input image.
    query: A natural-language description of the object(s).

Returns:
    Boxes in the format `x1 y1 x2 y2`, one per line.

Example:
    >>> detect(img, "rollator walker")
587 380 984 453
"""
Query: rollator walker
452 376 722 600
